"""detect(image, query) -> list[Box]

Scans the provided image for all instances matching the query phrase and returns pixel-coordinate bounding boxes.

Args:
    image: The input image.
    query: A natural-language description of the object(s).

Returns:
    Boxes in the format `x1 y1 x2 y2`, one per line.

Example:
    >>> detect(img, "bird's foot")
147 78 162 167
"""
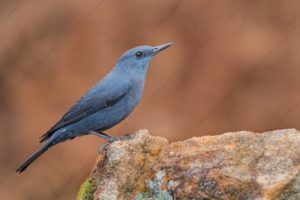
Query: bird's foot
107 133 132 143
90 131 132 143
98 133 132 151
108 134 131 142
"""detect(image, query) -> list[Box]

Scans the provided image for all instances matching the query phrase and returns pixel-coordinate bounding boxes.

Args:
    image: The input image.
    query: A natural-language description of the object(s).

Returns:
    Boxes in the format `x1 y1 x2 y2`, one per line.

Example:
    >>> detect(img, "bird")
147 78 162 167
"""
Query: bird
16 43 172 173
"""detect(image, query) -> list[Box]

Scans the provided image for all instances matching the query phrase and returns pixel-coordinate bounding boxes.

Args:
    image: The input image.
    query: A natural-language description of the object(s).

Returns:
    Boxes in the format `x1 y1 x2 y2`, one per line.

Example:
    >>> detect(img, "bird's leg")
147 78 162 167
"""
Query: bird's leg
90 131 132 143
89 131 118 142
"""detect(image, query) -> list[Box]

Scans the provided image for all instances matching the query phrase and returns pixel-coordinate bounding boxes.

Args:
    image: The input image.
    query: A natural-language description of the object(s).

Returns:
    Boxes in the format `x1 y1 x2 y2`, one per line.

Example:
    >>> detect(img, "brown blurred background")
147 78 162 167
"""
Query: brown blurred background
1 0 300 199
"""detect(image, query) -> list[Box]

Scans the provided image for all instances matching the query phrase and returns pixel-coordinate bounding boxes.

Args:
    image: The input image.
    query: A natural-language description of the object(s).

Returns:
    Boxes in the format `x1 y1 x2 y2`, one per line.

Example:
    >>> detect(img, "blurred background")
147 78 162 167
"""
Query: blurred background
1 0 300 199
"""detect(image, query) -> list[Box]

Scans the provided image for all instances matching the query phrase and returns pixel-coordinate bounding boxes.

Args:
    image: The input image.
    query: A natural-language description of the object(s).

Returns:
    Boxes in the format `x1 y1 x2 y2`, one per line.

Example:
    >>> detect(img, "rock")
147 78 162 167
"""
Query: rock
79 129 300 200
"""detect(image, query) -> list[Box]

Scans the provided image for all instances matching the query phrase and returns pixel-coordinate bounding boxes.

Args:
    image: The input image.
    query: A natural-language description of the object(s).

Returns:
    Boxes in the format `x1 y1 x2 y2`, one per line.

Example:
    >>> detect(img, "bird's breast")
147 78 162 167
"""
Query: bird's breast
128 89 141 108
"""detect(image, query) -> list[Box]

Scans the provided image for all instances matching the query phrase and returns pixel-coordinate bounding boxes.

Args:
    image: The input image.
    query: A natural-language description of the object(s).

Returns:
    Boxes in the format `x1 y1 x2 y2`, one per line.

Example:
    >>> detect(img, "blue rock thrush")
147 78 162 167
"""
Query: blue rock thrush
16 43 172 173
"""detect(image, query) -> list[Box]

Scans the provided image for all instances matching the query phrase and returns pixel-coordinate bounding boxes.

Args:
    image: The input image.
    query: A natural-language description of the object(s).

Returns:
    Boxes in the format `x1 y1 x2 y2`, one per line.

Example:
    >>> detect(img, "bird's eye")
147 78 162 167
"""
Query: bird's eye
135 51 143 58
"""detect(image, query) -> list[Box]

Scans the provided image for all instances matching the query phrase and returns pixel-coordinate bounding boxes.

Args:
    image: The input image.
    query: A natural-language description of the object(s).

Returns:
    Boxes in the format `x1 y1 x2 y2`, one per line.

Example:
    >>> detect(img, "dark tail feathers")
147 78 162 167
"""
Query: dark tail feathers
16 145 49 173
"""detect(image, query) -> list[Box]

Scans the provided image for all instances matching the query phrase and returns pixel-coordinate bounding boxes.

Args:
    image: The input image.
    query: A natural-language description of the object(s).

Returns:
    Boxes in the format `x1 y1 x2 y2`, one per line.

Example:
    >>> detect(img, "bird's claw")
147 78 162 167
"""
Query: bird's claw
100 134 132 151
107 133 132 143
107 137 118 143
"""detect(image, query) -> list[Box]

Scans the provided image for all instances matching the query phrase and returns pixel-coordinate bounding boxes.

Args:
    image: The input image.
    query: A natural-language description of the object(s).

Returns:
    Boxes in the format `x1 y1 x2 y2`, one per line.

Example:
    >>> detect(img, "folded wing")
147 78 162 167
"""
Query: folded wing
40 80 131 142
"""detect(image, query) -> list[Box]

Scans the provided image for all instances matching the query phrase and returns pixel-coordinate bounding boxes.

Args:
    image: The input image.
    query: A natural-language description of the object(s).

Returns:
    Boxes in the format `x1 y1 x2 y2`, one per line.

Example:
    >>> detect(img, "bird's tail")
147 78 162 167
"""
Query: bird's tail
16 142 52 173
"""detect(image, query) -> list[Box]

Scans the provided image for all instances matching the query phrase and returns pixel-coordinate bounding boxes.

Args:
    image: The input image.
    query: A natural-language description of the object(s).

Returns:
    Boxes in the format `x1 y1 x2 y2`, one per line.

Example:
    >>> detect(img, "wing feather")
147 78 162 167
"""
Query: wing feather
40 80 131 142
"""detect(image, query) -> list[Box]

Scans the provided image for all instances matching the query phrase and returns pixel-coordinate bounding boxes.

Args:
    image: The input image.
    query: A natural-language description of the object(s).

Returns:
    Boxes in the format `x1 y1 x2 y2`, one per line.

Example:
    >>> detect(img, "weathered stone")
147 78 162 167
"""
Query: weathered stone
80 129 300 200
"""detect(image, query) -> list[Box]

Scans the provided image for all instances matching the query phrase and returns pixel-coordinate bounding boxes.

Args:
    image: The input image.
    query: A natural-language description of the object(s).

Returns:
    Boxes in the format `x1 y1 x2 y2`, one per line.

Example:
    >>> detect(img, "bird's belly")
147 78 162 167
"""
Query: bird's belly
66 93 139 135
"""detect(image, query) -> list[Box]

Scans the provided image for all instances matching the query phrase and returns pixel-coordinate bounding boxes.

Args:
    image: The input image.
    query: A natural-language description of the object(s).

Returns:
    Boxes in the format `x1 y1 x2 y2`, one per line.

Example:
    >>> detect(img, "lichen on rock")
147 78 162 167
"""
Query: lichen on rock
77 178 97 200
80 129 300 199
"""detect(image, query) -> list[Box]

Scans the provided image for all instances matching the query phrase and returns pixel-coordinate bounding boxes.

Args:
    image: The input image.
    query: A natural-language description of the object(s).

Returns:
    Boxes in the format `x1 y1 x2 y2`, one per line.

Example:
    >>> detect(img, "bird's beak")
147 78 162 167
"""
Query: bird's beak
152 43 173 56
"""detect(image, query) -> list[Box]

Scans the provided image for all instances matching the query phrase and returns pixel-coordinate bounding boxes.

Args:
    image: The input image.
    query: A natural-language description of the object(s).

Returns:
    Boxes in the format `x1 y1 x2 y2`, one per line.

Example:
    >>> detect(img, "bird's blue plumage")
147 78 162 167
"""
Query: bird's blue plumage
16 43 172 173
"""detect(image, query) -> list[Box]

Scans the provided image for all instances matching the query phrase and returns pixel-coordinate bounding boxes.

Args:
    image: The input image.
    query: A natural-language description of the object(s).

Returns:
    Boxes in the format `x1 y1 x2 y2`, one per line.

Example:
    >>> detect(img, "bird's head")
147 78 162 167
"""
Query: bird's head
116 43 172 75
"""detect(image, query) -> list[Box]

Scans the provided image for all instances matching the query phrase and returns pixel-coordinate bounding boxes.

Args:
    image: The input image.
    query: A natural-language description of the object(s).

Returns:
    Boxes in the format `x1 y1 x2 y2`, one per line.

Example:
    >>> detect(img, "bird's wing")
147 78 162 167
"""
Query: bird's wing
40 80 131 142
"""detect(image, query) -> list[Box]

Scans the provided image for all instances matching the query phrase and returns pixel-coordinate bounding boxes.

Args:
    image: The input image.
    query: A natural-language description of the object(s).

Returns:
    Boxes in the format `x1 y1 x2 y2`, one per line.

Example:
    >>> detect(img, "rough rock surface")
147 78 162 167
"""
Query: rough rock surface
80 129 300 200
